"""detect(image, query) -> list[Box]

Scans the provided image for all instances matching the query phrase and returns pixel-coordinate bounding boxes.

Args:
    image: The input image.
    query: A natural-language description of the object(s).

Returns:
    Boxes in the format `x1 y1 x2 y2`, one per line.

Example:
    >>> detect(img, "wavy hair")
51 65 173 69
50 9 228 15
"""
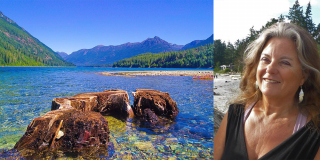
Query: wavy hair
234 22 320 128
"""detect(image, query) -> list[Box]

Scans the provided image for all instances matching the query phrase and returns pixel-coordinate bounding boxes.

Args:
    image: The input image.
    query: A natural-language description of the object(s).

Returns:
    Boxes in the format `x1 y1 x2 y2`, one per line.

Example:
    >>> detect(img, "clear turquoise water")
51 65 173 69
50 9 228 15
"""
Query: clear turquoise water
0 67 213 159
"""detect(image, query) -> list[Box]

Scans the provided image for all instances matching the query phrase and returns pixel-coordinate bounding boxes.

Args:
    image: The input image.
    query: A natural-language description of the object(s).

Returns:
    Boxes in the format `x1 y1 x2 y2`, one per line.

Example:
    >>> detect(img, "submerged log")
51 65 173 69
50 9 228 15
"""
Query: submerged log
14 108 109 152
52 89 134 119
132 89 179 124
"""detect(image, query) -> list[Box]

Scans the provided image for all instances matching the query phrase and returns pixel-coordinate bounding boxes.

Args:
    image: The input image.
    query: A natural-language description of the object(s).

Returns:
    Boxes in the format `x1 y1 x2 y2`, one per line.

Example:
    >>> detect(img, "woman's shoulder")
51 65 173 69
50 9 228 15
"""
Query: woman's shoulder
229 103 245 110
229 103 245 108
228 103 246 116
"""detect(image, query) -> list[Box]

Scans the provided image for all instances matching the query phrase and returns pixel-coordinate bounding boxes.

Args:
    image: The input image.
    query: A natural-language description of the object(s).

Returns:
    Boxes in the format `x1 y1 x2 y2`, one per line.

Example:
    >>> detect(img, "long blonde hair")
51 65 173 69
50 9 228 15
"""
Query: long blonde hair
234 22 320 128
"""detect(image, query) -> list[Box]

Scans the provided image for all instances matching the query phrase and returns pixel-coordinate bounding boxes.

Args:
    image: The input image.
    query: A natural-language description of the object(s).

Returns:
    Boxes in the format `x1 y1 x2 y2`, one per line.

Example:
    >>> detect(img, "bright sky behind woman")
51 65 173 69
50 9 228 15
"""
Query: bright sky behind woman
0 0 213 54
214 0 320 43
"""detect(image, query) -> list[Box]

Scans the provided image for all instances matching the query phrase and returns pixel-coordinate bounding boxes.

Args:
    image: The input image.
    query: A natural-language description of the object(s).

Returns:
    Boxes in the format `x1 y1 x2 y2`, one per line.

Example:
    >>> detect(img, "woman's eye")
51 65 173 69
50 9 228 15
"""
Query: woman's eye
261 57 270 63
281 61 291 66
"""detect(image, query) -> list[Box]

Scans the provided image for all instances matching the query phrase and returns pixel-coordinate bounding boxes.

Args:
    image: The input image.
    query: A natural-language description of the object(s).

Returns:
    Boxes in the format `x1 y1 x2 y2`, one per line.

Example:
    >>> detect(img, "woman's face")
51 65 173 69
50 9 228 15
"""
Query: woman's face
256 37 305 101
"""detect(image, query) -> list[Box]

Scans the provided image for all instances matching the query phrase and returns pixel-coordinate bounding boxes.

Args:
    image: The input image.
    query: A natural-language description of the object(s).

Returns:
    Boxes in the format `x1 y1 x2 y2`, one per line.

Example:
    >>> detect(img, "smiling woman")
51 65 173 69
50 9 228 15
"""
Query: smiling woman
214 23 320 160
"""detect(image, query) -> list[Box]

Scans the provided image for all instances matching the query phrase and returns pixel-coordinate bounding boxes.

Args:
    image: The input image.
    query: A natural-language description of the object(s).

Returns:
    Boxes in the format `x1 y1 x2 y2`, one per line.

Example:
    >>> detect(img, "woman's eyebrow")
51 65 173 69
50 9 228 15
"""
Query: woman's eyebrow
280 56 293 61
261 53 293 61
261 53 271 57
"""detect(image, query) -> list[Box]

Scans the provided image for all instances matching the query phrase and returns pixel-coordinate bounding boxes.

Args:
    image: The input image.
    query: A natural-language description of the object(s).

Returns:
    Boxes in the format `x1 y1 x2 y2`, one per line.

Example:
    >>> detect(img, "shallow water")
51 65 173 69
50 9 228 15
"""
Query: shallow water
0 67 213 159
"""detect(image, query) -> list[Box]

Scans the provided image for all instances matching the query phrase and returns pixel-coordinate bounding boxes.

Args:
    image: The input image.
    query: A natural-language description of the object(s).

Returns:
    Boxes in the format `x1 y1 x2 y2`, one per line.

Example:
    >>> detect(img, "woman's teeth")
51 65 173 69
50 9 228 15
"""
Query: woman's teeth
264 79 278 83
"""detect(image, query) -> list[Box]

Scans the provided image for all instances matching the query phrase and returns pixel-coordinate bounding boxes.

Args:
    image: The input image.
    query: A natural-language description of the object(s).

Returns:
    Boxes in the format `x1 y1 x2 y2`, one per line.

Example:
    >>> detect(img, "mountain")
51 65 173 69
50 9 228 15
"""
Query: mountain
56 52 68 59
65 36 184 66
180 34 213 51
0 11 74 66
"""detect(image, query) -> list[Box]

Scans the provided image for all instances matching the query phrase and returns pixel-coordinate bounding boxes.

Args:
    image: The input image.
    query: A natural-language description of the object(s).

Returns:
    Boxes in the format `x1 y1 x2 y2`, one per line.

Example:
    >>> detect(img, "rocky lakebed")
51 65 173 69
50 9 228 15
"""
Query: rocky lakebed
8 89 179 159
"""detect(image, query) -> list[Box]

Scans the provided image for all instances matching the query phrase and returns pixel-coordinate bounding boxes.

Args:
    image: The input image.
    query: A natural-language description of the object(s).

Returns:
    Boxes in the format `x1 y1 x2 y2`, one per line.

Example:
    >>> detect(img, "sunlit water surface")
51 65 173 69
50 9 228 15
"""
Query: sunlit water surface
0 67 213 159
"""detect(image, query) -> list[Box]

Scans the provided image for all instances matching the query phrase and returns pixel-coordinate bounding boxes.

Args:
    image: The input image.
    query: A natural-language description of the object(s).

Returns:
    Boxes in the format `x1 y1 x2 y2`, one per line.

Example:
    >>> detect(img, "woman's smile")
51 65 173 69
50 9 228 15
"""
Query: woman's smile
263 78 280 83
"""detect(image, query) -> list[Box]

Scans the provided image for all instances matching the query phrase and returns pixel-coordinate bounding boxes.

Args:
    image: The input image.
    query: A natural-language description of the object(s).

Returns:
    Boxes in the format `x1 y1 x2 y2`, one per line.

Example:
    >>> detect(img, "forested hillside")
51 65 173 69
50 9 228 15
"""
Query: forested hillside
0 11 74 66
113 44 213 68
214 0 320 72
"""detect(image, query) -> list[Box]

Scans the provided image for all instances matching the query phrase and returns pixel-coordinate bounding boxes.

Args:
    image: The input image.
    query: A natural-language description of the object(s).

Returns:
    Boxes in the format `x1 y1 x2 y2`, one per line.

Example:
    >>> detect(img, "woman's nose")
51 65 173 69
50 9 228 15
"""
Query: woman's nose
266 62 278 74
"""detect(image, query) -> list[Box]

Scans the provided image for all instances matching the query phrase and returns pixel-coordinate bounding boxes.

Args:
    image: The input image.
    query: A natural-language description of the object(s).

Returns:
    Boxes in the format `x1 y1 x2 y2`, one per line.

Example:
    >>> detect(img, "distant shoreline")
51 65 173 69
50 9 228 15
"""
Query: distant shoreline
99 70 213 77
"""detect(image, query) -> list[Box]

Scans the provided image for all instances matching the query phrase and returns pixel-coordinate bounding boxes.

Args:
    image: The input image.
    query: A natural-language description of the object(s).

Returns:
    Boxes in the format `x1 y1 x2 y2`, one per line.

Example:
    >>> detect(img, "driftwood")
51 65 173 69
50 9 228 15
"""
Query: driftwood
52 89 134 119
14 108 109 152
14 89 178 156
132 89 179 124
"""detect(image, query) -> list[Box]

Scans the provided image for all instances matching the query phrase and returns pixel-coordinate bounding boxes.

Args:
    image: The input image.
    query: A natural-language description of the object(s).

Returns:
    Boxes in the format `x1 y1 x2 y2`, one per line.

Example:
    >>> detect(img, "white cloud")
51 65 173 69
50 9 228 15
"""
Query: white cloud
214 0 291 43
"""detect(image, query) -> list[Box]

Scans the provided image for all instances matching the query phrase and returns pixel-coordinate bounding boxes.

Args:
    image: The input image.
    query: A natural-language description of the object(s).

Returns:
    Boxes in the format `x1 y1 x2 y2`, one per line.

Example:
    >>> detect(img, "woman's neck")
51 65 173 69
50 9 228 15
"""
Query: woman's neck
258 96 299 118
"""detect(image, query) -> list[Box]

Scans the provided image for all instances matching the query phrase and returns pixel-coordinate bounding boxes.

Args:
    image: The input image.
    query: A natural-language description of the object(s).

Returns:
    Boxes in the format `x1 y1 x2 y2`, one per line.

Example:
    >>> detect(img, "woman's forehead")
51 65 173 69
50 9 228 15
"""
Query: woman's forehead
261 37 298 58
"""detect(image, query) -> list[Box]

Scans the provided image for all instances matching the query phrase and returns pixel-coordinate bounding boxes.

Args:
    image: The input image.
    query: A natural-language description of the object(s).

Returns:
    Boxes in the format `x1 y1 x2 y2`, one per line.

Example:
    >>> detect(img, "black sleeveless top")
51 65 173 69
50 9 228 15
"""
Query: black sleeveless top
221 104 320 160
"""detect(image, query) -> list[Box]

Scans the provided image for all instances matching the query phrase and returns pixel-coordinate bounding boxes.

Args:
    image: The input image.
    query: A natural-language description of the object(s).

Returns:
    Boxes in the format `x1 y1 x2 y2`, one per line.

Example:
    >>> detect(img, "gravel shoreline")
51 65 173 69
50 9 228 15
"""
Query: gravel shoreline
99 70 213 77
214 74 241 135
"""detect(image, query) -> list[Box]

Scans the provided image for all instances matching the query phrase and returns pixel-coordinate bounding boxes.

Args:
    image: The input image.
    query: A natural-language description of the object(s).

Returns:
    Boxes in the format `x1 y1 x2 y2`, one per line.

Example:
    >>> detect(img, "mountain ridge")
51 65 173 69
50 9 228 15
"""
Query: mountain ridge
56 51 68 59
64 35 213 66
180 34 213 50
0 11 74 66
65 36 184 66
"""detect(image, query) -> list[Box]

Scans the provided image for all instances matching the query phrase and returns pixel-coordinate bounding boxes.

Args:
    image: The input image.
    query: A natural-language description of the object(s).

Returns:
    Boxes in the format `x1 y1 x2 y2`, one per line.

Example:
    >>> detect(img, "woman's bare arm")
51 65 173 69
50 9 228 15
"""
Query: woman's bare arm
214 111 228 160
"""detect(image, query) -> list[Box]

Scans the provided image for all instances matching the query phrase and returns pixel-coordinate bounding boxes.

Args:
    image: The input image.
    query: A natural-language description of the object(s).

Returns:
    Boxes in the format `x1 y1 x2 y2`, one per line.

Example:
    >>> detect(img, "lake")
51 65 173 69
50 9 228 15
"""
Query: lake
0 67 213 159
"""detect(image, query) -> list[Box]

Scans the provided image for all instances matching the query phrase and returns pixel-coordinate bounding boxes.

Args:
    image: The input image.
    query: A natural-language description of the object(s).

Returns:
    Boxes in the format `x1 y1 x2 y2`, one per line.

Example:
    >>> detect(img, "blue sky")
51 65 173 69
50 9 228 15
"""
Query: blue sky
215 0 320 43
0 0 213 54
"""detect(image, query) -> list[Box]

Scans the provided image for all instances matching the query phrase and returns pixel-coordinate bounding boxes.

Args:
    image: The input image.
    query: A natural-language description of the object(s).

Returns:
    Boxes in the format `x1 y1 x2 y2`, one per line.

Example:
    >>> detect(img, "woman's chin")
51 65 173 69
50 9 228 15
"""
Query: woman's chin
261 90 280 99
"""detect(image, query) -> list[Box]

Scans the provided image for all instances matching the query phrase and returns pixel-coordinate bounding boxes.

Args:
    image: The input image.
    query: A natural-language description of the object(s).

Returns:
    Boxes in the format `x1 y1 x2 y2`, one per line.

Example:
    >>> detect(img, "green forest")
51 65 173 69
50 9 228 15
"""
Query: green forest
113 44 213 68
0 11 74 66
214 0 320 73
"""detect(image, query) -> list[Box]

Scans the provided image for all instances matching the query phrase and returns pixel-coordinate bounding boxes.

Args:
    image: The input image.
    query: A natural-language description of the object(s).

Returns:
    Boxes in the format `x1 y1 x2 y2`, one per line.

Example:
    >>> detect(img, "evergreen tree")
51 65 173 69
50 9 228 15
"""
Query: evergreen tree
304 2 315 34
260 18 279 33
225 42 235 64
287 0 304 27
314 23 320 44
214 40 226 65
246 26 259 43
278 14 285 22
